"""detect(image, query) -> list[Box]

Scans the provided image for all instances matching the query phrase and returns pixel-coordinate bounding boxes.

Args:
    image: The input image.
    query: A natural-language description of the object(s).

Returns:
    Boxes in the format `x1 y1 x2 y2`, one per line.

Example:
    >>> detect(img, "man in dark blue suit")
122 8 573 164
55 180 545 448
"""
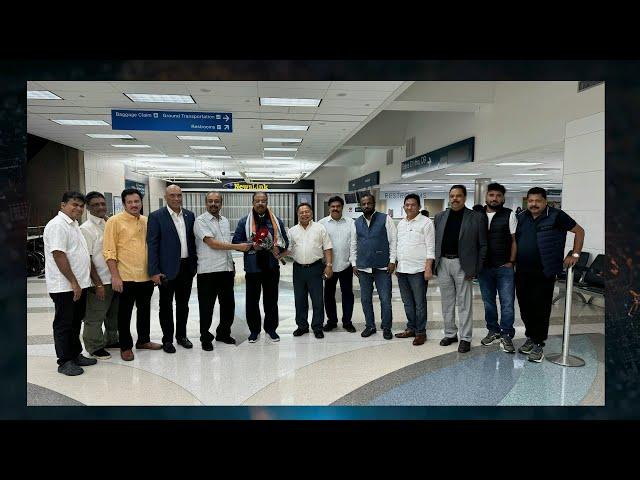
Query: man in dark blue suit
147 185 197 353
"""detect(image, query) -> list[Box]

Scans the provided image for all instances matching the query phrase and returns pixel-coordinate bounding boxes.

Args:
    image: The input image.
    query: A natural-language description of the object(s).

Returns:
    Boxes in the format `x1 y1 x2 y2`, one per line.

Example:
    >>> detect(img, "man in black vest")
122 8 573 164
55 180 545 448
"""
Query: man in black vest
515 187 585 363
478 183 518 354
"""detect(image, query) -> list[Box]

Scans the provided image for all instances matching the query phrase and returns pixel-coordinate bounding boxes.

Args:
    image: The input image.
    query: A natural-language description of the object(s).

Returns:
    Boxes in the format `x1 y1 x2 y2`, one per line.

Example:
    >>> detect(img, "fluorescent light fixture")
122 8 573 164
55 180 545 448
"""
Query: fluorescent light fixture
28 90 63 100
495 162 543 166
190 145 227 150
111 144 151 148
445 173 481 176
264 156 295 160
263 138 302 143
86 134 134 139
262 124 309 131
513 173 546 176
196 155 232 159
124 93 195 103
260 98 321 107
413 180 433 183
263 147 298 152
177 135 220 141
134 154 168 157
52 119 109 126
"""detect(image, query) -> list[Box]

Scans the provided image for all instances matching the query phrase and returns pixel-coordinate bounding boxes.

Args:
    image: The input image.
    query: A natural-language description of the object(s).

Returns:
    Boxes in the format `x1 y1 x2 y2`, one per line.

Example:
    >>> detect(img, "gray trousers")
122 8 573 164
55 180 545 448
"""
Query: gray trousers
438 258 473 342
82 284 119 353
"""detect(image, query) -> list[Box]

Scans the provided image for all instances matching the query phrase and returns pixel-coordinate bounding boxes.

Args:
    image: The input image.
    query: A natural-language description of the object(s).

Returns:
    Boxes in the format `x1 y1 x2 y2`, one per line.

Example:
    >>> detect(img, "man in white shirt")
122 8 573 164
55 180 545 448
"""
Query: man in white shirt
194 192 251 350
394 194 436 346
79 191 120 360
43 191 97 376
147 185 198 353
284 203 333 339
352 193 397 340
318 196 357 333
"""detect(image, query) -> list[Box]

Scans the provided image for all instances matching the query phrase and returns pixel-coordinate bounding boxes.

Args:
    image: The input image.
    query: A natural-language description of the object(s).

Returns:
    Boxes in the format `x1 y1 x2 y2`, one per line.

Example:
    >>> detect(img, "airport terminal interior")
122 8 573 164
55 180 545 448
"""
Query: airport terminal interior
26 80 605 406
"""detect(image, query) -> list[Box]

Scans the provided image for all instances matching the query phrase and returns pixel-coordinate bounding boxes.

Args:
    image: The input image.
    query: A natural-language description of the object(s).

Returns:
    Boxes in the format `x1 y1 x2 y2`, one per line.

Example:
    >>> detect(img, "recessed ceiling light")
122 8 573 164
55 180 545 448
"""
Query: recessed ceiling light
262 124 309 131
496 162 543 166
52 119 110 126
28 90 63 100
263 138 302 143
196 155 232 159
445 173 481 176
86 134 134 139
124 93 195 103
263 147 298 152
177 135 220 141
513 173 546 176
190 145 227 150
264 156 295 160
260 98 321 107
112 144 151 148
134 154 168 157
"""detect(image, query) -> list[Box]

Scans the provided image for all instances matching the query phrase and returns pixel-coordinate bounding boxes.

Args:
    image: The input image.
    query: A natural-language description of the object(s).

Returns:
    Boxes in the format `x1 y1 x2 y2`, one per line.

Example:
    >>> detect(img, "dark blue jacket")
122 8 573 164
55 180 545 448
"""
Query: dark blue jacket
232 213 289 273
354 212 390 269
147 207 197 280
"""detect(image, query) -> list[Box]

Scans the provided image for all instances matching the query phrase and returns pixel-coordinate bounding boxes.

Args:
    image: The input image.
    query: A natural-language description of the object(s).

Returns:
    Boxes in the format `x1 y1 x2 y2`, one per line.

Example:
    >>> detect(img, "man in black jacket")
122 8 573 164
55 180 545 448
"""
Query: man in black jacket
477 183 518 354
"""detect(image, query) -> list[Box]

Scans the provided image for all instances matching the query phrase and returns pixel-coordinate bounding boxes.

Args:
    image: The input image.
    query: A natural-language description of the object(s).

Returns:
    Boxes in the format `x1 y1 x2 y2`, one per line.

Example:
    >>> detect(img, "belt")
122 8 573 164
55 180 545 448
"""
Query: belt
294 259 322 268
443 254 459 259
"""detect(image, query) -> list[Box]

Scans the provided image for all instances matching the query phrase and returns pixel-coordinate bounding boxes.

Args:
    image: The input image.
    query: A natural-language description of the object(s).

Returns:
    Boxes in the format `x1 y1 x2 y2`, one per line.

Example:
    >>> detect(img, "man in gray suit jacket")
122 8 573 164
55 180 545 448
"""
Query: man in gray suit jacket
434 185 487 353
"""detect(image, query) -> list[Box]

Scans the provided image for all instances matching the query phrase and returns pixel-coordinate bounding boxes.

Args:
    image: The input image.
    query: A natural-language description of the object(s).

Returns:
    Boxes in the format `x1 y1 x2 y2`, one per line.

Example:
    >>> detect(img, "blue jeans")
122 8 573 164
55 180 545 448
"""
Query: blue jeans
478 266 515 338
358 269 392 330
396 272 427 334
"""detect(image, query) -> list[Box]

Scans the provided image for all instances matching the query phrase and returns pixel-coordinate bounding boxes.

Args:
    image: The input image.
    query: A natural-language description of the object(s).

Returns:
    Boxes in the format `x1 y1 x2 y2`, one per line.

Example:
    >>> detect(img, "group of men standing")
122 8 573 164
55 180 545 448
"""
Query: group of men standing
42 180 584 376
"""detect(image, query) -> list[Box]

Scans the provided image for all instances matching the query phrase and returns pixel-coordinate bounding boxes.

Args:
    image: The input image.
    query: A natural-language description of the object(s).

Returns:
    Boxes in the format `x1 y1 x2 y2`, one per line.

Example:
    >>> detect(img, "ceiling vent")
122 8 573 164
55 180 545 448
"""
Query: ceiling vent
405 137 415 158
386 149 394 165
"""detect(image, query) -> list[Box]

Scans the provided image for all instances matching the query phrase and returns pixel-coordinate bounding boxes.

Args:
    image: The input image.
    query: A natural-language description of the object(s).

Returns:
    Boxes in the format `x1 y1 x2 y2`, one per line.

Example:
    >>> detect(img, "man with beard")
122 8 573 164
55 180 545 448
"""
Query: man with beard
232 192 289 343
433 185 487 353
477 183 518 353
515 187 585 363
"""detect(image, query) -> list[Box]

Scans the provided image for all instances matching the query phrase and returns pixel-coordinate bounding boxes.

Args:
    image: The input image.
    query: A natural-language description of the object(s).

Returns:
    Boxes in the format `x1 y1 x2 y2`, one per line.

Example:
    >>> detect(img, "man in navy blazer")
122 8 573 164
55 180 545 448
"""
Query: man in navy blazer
147 185 197 353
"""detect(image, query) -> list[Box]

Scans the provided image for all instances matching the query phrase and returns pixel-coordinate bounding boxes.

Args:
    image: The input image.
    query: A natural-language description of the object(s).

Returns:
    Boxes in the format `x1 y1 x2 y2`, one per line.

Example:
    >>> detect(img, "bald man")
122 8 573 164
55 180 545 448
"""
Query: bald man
147 185 198 353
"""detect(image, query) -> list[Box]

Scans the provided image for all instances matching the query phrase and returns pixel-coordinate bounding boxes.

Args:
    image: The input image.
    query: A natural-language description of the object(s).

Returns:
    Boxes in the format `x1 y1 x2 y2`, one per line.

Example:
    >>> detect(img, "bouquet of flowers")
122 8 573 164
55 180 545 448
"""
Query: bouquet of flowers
250 226 286 264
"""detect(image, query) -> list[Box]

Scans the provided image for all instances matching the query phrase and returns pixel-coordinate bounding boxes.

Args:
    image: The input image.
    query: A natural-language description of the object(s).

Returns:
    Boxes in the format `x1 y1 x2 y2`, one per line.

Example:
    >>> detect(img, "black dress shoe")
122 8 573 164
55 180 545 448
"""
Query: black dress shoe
361 327 377 338
177 337 193 349
439 336 459 346
458 340 471 353
322 323 337 332
163 342 176 353
383 329 393 340
314 330 324 339
201 341 213 351
293 328 309 337
216 336 236 345
343 324 357 333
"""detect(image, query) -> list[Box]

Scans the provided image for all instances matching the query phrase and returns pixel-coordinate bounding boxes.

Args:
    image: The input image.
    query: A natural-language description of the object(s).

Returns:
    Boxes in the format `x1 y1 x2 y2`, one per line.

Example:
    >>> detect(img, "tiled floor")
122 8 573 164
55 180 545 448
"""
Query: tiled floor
27 258 605 406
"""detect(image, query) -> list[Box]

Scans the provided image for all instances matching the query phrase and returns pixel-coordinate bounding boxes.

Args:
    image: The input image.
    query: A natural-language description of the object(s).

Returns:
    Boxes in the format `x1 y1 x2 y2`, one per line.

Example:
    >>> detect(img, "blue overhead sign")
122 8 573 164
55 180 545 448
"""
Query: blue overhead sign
401 137 475 177
111 110 233 133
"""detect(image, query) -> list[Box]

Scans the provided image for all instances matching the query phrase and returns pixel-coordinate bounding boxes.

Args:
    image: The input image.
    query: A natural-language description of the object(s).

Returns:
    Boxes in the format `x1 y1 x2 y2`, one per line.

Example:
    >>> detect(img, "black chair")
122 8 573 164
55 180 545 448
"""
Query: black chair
579 254 605 293
553 250 591 304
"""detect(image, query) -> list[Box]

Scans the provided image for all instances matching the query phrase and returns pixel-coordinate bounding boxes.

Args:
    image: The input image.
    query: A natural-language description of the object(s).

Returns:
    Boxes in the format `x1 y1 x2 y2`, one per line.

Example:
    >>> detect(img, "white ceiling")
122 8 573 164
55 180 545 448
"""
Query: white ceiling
27 81 412 182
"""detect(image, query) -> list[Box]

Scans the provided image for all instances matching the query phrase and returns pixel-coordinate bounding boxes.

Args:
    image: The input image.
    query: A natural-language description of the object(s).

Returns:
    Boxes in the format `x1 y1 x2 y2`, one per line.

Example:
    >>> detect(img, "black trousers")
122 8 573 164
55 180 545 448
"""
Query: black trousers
323 265 355 327
197 271 235 343
118 280 155 350
245 269 280 334
50 289 88 365
293 261 325 332
515 270 556 345
158 259 194 344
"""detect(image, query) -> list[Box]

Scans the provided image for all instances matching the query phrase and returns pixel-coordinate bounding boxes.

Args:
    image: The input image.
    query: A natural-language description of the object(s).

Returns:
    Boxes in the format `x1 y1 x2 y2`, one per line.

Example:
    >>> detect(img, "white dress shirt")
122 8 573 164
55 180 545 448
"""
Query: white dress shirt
354 213 397 273
318 215 356 273
287 220 333 265
487 210 518 233
396 214 436 274
80 212 111 285
167 206 188 258
44 211 91 293
193 212 234 273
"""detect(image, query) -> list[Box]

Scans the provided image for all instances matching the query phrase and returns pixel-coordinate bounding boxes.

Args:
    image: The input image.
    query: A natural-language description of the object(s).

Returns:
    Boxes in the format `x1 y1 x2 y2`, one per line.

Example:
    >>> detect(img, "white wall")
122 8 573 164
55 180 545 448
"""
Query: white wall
84 153 125 214
561 112 605 260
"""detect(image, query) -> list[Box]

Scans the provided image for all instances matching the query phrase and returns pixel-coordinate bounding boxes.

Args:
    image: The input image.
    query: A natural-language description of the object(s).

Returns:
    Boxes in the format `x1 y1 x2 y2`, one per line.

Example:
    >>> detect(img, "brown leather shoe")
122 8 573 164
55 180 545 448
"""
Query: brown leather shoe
413 334 427 346
121 349 134 361
395 329 416 338
135 341 162 350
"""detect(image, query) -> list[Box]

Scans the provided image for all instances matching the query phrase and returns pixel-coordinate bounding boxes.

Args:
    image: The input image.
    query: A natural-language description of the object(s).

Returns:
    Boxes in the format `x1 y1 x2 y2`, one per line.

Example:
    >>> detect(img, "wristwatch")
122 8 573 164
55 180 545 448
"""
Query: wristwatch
571 252 580 258
326 263 333 267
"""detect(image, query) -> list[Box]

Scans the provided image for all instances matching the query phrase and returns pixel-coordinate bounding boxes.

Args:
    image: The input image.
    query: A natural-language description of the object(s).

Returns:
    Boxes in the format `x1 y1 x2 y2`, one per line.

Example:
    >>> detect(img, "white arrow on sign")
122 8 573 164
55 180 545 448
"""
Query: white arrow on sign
223 115 230 122
224 125 229 130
